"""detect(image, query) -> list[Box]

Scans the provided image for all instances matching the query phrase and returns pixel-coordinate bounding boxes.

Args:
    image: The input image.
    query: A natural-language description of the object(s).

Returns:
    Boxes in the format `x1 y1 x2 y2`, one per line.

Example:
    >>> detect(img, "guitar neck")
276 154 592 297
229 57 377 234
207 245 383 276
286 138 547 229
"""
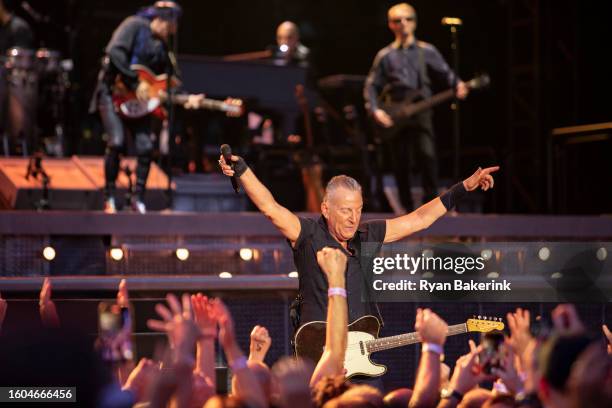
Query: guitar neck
365 323 467 353
170 94 228 110
400 88 455 117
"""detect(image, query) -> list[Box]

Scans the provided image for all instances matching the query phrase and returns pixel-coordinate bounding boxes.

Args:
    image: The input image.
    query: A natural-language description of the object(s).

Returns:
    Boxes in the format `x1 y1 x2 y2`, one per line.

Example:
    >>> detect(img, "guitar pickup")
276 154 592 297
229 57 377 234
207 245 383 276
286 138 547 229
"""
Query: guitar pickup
359 341 365 355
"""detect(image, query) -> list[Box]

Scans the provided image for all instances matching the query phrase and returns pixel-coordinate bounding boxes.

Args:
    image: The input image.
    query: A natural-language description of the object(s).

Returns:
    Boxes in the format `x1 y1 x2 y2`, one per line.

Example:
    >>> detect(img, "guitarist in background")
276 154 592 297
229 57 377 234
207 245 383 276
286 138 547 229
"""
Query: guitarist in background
90 1 197 213
364 2 468 212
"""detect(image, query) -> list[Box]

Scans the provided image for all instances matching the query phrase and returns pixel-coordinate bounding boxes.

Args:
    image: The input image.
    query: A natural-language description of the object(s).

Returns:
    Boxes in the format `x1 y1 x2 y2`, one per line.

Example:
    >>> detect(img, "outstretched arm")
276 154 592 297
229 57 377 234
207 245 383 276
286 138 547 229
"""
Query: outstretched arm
310 247 348 386
385 166 499 243
220 154 301 244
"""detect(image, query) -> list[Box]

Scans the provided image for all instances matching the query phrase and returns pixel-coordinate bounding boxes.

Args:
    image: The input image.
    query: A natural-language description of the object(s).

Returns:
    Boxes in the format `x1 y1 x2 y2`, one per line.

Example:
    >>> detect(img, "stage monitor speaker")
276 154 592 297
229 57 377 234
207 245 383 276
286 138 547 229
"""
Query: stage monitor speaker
0 156 171 210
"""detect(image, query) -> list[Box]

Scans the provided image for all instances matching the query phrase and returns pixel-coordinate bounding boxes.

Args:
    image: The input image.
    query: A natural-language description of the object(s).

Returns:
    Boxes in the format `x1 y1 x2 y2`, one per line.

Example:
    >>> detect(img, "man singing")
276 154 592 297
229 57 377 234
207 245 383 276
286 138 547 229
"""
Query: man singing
364 2 469 212
90 1 188 214
219 152 498 328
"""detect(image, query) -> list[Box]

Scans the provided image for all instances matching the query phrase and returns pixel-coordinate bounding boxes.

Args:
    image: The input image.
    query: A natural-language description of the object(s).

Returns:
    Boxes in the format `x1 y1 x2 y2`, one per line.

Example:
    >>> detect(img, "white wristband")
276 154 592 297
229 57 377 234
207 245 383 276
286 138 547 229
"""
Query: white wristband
328 287 347 298
422 342 443 355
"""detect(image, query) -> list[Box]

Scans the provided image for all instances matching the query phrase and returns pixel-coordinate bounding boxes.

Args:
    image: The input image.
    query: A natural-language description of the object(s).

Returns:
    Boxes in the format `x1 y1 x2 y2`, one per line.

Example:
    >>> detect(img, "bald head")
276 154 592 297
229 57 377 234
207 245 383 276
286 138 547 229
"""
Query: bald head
276 21 300 53
387 3 416 20
387 3 417 41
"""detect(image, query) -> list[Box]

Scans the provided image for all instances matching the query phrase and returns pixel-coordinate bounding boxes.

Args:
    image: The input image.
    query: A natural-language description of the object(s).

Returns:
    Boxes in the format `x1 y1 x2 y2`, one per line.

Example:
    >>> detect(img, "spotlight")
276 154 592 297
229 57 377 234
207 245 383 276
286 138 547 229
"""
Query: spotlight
110 248 124 261
176 248 190 261
550 272 563 279
288 271 299 278
596 247 607 261
422 249 434 258
538 247 550 261
422 271 435 279
219 271 233 279
279 44 289 52
42 246 56 261
239 248 254 261
486 271 499 279
480 249 493 261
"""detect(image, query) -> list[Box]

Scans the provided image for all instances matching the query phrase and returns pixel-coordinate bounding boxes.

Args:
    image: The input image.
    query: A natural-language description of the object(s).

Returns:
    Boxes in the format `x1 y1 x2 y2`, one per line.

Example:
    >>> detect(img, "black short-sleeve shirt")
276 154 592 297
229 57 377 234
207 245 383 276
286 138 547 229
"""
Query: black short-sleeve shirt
291 216 386 325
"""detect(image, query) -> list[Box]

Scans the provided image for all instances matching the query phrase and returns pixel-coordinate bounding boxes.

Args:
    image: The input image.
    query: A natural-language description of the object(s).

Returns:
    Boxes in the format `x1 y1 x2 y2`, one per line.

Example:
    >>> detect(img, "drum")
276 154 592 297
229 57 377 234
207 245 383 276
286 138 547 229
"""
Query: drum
36 48 62 74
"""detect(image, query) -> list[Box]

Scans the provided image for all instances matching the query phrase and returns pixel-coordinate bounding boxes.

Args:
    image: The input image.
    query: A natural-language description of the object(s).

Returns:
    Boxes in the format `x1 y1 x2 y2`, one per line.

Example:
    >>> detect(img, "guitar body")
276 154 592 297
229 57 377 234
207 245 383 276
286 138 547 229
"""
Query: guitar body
113 64 180 119
294 315 387 379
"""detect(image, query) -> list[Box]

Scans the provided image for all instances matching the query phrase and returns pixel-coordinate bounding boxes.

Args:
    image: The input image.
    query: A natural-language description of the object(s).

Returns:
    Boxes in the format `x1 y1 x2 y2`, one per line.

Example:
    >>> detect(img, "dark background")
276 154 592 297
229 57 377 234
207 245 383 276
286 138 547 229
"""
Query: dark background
12 0 612 214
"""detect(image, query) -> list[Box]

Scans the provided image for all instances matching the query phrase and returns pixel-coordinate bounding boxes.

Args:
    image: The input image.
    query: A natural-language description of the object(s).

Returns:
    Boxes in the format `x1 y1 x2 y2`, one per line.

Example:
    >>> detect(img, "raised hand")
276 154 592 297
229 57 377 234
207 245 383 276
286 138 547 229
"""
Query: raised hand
117 278 129 309
249 325 272 363
122 357 160 403
191 293 217 339
506 308 532 358
147 293 201 365
551 304 585 335
491 348 523 395
463 166 500 192
39 277 60 328
448 345 491 395
415 308 448 346
210 298 237 351
316 247 347 288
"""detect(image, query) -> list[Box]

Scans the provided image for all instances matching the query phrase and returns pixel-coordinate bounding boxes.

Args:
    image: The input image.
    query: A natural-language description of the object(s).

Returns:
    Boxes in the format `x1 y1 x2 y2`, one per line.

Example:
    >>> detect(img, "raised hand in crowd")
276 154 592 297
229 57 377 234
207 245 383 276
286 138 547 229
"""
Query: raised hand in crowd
122 357 160 403
192 293 217 387
491 347 523 396
212 298 267 408
39 277 60 328
310 247 348 386
249 325 272 363
117 278 129 308
0 291 6 333
437 345 490 408
551 303 585 335
410 308 448 408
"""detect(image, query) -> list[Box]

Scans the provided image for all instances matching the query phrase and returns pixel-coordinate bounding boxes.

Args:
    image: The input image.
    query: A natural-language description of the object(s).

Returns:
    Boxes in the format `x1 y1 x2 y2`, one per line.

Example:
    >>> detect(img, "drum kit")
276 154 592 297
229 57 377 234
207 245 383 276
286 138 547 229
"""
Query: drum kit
1 46 72 157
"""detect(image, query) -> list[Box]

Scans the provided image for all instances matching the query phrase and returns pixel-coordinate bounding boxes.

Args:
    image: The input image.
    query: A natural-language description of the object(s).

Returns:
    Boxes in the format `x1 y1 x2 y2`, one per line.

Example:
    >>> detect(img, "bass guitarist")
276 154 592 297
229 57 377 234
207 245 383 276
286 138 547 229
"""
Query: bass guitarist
89 1 199 213
364 2 469 212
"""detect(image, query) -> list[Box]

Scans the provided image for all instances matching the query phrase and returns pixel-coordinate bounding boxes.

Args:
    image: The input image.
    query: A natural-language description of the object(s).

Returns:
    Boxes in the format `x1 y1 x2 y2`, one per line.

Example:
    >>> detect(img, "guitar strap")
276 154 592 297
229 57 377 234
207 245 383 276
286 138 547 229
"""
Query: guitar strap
417 41 431 92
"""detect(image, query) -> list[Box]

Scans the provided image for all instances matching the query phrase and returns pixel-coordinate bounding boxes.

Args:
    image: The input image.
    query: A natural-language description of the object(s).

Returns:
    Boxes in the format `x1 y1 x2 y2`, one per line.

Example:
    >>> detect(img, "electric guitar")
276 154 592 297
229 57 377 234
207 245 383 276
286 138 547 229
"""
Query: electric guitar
378 73 490 137
112 64 243 119
294 314 504 379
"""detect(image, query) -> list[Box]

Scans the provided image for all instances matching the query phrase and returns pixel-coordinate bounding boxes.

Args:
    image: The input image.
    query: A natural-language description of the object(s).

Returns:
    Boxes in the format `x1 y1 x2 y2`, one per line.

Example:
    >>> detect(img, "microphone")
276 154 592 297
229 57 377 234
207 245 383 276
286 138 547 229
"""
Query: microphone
220 144 239 194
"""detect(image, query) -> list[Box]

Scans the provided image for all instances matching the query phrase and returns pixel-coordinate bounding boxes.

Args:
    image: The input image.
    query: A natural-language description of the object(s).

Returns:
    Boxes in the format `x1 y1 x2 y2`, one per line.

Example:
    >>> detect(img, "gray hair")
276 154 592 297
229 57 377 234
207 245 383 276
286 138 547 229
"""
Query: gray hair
324 175 362 202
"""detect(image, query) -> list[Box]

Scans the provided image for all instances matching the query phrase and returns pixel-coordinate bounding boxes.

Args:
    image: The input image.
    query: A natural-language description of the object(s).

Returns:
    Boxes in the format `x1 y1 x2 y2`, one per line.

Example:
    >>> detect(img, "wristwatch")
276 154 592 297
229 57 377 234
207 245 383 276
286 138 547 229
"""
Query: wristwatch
440 388 464 402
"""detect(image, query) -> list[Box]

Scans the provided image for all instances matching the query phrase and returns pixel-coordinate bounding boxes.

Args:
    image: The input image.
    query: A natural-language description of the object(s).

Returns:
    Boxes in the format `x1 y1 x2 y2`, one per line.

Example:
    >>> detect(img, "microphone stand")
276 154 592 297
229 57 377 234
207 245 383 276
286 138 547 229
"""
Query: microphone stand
443 18 462 181
25 152 51 210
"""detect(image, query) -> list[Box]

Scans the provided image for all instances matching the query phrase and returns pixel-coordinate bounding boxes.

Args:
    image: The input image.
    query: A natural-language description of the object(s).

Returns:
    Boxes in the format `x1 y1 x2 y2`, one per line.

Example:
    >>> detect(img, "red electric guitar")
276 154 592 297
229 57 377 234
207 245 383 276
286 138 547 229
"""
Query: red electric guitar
112 64 243 119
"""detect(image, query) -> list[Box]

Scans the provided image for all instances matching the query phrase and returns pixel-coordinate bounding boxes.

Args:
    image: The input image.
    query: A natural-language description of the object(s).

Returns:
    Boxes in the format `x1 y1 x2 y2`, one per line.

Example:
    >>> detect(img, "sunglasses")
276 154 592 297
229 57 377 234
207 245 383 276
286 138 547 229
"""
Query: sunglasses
391 16 416 24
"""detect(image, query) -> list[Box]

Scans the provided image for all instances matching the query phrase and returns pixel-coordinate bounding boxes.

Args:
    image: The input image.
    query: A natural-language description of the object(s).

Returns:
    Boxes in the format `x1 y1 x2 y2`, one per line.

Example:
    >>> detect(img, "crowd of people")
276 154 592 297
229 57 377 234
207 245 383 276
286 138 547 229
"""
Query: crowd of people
0 255 611 408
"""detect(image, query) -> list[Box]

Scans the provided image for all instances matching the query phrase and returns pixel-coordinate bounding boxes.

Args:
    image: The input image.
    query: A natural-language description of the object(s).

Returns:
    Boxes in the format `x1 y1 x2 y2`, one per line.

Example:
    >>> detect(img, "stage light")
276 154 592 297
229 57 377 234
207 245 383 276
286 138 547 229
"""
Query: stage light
110 248 124 261
279 44 289 52
422 249 434 258
219 271 232 279
176 248 190 261
486 271 499 279
550 272 563 279
596 247 607 261
422 271 435 278
538 247 550 261
288 271 299 278
239 248 254 261
481 249 493 261
42 246 56 261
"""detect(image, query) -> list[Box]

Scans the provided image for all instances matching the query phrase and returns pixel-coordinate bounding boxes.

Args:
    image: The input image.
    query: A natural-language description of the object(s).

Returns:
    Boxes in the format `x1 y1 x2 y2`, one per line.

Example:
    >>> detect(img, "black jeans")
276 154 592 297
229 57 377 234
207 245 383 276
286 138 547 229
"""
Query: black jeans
97 85 153 201
387 114 438 211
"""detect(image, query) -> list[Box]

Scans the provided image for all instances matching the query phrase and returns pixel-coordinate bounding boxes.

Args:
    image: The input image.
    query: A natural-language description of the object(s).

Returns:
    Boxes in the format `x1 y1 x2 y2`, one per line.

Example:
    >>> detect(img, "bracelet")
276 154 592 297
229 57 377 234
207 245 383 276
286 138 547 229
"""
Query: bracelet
327 287 347 298
440 181 468 210
422 342 443 355
233 156 249 177
229 355 248 372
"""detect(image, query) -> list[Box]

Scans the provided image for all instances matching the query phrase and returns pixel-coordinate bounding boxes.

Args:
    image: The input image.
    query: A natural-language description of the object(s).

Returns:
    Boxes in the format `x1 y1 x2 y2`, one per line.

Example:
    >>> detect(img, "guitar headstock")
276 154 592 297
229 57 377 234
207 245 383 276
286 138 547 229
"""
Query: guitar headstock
466 316 504 333
224 98 244 117
467 73 491 90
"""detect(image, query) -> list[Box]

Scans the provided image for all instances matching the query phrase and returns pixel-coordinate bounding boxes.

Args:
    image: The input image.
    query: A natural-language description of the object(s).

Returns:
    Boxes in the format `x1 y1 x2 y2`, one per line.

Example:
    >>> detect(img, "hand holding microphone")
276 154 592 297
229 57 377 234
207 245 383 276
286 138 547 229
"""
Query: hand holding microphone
219 144 248 193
